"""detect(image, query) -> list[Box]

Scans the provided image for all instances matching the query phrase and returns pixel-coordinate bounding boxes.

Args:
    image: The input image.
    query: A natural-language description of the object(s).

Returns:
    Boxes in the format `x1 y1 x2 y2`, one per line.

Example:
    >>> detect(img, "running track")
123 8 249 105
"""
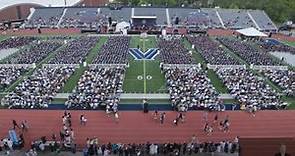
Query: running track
0 110 295 149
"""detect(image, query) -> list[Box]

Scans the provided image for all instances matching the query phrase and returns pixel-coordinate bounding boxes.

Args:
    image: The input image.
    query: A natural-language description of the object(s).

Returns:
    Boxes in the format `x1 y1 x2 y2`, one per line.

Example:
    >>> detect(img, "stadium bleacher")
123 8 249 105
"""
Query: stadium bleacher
26 7 64 28
23 7 278 32
60 8 104 28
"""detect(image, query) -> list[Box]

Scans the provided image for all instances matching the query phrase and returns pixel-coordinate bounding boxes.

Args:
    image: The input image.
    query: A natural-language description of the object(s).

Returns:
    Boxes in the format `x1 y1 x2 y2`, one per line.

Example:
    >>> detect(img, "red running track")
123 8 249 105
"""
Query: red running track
0 110 295 148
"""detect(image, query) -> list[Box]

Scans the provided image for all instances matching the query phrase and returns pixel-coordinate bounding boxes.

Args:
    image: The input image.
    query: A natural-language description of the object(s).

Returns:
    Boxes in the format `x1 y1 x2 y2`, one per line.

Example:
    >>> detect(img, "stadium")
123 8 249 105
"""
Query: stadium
0 0 294 155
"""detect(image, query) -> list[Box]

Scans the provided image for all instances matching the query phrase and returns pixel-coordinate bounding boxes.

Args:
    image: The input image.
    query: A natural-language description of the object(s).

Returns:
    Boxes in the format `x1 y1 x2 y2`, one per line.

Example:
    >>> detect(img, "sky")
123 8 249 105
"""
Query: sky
0 0 81 10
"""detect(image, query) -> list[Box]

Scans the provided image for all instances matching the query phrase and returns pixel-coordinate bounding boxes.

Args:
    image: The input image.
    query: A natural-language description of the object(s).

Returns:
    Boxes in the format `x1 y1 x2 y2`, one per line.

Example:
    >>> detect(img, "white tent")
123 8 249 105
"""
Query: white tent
236 27 267 37
115 21 130 33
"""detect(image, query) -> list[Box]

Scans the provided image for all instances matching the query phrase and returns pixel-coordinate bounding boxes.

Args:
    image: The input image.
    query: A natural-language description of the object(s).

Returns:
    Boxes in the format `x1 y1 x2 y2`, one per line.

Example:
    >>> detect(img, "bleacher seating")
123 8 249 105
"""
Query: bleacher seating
248 10 277 31
134 7 167 25
100 7 131 22
217 9 255 29
23 7 278 31
26 8 64 28
60 8 104 28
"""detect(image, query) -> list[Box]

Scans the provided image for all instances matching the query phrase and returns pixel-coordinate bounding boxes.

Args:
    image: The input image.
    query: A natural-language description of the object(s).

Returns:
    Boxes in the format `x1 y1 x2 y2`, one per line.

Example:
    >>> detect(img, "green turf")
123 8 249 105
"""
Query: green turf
0 36 8 42
207 69 228 93
223 99 239 104
146 60 167 93
123 36 166 93
120 99 170 104
61 36 108 93
123 60 144 93
283 96 295 109
283 41 295 47
184 37 229 94
51 98 67 104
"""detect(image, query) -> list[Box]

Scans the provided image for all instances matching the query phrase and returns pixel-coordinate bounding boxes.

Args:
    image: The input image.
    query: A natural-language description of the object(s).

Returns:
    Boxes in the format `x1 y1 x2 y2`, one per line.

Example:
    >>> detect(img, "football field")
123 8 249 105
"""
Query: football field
123 36 166 93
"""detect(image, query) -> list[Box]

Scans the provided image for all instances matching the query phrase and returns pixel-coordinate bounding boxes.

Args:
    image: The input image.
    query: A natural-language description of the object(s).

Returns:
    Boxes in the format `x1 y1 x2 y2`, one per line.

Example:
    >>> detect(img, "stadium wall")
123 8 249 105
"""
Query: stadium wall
75 0 109 6
0 3 43 22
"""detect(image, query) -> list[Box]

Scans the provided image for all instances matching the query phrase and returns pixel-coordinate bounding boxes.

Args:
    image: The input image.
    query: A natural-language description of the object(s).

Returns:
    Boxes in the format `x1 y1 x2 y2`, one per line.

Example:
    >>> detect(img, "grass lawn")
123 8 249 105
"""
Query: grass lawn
0 36 8 42
51 98 67 104
123 36 166 93
283 96 295 109
146 60 167 93
123 60 144 93
120 99 170 104
283 41 295 47
207 69 228 93
61 36 108 93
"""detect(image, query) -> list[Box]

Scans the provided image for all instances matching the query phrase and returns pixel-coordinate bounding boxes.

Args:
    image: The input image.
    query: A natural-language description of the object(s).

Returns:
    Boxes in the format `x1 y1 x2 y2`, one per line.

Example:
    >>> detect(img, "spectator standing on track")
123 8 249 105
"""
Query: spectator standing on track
153 110 158 120
21 120 29 132
12 120 19 129
80 114 87 126
160 112 166 124
173 115 179 126
213 114 218 124
178 112 185 123
114 111 119 123
203 111 208 123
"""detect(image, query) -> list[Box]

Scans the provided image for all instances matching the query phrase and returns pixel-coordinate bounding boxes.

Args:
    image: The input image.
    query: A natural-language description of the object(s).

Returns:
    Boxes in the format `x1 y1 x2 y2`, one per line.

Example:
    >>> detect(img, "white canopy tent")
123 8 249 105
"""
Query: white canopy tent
236 27 267 37
115 21 130 33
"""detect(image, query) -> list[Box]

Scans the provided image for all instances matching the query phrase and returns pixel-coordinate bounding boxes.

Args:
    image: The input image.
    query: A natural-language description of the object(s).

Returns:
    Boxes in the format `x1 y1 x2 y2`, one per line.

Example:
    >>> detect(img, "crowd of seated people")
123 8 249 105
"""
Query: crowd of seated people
48 37 99 64
92 36 130 64
183 12 210 27
84 139 239 155
0 66 29 90
187 35 240 65
158 37 195 64
0 37 36 50
60 13 106 29
260 69 295 96
4 41 62 64
215 68 286 109
65 67 124 112
2 66 75 109
163 67 220 111
258 39 295 54
217 37 281 66
26 16 61 28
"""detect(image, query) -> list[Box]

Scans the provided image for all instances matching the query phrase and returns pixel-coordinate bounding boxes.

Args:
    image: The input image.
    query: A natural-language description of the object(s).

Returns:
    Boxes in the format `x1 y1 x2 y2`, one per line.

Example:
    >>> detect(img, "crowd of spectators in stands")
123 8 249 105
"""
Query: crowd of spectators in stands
93 36 130 64
217 37 280 66
260 69 295 96
158 37 195 64
60 13 106 29
49 37 99 64
0 66 28 90
0 37 36 50
65 67 124 112
4 41 62 64
2 66 75 109
163 67 220 111
215 68 286 109
27 16 61 28
187 35 240 65
83 138 239 155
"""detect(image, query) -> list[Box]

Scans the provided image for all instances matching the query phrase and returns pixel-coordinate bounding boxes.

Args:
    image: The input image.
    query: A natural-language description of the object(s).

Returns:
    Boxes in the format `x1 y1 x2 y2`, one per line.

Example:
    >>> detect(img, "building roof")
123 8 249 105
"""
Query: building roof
236 27 267 37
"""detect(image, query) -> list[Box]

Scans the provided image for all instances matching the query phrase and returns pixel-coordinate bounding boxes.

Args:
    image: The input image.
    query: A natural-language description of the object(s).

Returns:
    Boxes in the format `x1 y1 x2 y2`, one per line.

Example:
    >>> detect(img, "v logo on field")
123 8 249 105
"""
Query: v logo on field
129 48 159 60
